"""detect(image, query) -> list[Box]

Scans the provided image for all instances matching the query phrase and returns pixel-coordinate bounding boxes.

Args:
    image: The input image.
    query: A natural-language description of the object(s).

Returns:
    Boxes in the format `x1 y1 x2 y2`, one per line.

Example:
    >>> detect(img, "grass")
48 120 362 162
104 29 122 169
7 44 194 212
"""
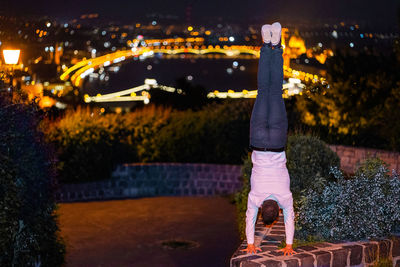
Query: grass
372 257 393 267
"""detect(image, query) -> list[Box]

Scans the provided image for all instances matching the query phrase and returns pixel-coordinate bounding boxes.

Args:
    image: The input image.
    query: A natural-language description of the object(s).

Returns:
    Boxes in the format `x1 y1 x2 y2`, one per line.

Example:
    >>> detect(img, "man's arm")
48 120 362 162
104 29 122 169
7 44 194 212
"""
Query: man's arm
241 193 262 254
282 198 295 245
278 196 296 255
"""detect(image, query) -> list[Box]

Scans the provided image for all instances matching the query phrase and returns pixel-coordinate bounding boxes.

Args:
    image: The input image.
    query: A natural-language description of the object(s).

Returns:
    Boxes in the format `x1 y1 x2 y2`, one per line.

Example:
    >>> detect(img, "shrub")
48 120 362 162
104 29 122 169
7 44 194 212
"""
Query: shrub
286 135 340 199
234 153 252 240
296 160 400 241
42 105 171 183
355 156 389 179
154 100 252 164
235 135 339 239
0 99 66 266
292 48 400 151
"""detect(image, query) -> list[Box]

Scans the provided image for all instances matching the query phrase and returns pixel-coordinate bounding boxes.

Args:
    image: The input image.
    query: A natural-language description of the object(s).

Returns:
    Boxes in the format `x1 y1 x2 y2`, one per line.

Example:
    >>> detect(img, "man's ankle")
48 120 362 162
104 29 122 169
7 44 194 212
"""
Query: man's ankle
268 41 282 49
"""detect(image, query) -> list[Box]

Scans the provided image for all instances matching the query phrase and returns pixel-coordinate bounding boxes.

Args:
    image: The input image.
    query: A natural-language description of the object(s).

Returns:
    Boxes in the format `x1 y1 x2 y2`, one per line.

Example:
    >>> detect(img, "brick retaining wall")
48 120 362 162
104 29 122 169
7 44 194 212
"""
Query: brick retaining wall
330 145 400 174
230 214 400 267
55 163 242 202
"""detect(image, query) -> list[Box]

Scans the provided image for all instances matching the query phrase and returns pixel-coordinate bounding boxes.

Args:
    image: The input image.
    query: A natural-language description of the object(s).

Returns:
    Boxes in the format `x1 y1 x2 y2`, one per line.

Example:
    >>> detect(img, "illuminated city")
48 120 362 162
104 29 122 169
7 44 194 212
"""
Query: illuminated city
1 10 397 109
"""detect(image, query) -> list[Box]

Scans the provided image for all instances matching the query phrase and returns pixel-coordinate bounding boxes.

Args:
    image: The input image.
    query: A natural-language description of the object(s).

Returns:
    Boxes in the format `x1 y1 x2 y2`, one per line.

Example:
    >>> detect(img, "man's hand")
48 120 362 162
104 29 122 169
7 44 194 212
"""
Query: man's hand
278 244 296 256
241 244 262 254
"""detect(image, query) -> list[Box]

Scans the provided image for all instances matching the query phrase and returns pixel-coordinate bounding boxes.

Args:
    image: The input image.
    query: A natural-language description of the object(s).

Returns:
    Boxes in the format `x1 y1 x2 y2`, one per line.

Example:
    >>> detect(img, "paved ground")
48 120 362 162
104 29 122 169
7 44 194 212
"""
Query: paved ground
57 196 240 267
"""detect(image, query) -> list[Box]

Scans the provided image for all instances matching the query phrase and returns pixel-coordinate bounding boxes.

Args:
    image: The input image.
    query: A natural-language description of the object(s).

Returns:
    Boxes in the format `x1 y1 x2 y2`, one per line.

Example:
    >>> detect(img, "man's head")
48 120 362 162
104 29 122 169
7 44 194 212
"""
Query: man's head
261 199 279 225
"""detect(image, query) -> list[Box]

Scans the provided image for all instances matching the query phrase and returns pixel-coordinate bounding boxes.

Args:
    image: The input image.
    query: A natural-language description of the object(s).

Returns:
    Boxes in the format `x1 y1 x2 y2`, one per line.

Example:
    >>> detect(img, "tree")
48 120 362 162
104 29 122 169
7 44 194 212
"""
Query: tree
0 98 66 266
149 77 209 110
294 47 400 150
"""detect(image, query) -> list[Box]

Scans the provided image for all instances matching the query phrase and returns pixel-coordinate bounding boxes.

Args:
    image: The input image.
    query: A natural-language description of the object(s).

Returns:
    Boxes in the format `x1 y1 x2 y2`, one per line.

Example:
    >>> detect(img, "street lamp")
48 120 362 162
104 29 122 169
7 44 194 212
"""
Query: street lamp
3 50 21 65
1 49 21 97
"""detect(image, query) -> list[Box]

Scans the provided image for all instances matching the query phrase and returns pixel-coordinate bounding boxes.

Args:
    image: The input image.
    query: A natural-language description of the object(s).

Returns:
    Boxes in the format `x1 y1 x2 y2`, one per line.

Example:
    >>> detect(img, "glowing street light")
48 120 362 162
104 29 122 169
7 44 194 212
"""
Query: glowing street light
2 49 21 65
1 49 21 97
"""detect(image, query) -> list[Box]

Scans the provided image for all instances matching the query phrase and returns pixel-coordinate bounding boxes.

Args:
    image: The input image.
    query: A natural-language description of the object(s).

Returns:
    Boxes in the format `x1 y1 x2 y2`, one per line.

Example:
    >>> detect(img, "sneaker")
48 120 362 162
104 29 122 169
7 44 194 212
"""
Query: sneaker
261 24 272 44
271 22 282 46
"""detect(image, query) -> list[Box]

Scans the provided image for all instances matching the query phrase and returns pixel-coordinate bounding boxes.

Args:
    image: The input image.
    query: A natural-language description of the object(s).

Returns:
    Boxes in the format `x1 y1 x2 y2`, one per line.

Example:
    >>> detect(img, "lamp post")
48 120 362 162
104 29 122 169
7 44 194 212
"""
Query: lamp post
1 49 21 97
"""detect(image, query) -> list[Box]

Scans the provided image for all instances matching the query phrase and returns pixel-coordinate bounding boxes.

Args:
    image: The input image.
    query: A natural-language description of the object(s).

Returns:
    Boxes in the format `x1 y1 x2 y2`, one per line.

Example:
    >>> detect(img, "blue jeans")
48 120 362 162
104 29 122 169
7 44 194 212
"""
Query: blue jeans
249 44 287 149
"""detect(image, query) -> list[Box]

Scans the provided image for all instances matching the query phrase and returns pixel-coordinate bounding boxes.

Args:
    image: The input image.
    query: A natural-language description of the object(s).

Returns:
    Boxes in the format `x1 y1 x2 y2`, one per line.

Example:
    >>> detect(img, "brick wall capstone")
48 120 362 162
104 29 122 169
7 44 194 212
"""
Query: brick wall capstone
230 214 400 267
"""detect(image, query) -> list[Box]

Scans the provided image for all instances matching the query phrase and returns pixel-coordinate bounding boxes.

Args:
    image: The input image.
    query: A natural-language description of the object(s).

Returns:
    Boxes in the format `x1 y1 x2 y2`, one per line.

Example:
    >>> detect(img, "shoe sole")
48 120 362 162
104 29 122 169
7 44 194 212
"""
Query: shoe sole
271 22 281 45
261 24 271 44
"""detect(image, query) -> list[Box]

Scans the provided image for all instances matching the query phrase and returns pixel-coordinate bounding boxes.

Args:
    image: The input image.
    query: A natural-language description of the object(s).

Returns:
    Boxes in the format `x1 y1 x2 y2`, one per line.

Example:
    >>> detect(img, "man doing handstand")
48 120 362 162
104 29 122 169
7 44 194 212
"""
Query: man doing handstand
242 22 296 256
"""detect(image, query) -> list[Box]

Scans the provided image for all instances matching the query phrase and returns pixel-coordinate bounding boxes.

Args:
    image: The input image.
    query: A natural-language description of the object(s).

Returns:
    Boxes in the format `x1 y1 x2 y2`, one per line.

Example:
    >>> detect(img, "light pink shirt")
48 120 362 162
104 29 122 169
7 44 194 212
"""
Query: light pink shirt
245 150 295 245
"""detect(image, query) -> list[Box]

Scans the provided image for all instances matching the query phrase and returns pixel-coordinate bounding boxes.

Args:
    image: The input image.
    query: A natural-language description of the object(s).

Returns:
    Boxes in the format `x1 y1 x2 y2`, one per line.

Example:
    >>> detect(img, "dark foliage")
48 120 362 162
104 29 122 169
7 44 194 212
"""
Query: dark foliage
149 77 210 110
286 135 340 199
0 98 66 266
293 45 400 151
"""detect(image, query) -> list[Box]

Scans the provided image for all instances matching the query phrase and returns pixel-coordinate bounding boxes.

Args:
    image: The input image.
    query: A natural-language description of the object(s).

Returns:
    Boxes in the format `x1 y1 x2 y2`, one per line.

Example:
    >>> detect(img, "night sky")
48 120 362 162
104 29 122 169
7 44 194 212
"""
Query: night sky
1 0 399 27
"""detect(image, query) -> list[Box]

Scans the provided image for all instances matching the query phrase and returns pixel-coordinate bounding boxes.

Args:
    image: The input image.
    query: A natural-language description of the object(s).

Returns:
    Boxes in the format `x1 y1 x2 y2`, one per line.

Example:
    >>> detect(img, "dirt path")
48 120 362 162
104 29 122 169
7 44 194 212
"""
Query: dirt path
57 196 240 267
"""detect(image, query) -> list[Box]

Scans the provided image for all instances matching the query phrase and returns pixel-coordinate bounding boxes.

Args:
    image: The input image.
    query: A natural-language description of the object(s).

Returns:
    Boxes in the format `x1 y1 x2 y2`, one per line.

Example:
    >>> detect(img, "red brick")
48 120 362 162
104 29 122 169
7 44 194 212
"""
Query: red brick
393 236 400 257
284 259 299 267
342 245 363 266
331 249 349 267
293 253 314 267
231 255 262 267
311 251 330 267
342 149 355 157
379 240 391 259
340 156 350 165
242 261 263 267
259 260 282 267
354 148 367 159
363 243 378 263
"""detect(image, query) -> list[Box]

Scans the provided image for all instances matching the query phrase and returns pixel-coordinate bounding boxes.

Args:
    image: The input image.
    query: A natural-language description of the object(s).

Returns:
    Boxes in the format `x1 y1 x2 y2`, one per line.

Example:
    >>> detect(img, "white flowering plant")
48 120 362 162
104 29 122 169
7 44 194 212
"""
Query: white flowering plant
296 160 400 241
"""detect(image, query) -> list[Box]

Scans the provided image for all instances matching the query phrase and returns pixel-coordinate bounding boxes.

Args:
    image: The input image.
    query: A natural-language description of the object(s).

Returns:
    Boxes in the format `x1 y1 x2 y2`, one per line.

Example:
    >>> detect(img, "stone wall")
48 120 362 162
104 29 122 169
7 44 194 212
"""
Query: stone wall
54 145 400 203
55 163 242 203
330 145 400 174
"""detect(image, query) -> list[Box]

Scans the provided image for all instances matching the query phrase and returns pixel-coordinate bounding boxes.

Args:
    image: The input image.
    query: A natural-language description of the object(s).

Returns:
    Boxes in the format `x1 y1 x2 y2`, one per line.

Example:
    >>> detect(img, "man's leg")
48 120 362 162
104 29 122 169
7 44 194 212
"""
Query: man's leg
249 43 272 148
267 45 288 148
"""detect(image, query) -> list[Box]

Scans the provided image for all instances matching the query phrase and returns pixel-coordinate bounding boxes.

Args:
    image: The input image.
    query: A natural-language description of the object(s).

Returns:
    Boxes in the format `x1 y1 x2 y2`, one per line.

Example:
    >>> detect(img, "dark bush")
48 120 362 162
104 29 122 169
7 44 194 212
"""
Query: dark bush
154 100 252 164
0 99 65 266
286 135 340 198
43 101 253 183
42 106 170 183
234 153 252 240
292 46 400 152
